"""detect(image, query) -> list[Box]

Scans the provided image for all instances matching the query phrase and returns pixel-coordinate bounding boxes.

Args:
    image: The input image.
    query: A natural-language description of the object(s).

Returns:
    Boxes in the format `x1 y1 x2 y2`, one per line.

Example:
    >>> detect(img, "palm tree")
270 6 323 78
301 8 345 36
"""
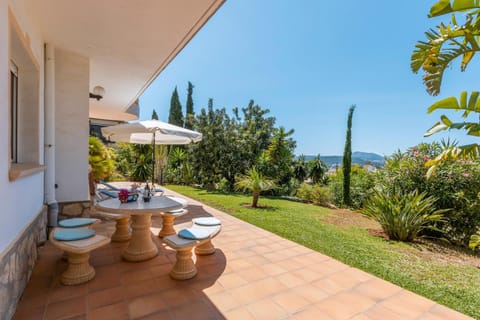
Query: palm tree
411 1 480 165
293 155 308 182
235 167 277 208
308 155 327 184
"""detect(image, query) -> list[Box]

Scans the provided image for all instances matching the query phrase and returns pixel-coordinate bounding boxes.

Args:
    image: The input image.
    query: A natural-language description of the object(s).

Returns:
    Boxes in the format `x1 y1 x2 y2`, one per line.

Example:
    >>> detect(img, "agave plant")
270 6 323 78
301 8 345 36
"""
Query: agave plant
362 190 448 242
235 167 277 208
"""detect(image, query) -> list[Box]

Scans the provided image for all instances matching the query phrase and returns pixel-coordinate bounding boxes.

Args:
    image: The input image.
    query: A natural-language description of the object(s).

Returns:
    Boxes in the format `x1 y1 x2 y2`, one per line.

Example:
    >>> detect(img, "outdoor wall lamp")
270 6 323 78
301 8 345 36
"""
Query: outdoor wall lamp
89 85 105 101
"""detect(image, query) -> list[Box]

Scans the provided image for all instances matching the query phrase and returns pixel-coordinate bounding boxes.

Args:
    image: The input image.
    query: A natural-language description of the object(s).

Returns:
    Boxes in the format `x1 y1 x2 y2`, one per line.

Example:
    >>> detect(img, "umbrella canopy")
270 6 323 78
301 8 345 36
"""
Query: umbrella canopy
100 120 202 186
101 119 202 144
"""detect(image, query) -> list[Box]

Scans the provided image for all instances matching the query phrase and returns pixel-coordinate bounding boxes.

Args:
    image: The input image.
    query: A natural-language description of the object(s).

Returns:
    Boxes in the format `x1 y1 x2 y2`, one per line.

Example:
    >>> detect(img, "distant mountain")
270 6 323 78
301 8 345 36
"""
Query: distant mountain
300 152 384 167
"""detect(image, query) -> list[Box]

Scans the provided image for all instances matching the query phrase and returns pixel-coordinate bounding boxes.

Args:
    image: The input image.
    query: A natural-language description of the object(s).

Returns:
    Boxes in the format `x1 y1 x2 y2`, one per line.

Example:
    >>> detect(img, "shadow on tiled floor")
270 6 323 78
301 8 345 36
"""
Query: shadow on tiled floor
13 188 473 319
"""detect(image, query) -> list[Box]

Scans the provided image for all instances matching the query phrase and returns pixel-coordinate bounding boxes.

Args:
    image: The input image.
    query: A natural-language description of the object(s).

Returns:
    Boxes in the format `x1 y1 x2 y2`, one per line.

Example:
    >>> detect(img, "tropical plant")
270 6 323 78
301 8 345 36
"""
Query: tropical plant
88 136 115 181
362 190 447 242
293 155 308 183
377 142 480 245
342 105 355 206
308 155 328 184
411 1 480 165
235 167 277 208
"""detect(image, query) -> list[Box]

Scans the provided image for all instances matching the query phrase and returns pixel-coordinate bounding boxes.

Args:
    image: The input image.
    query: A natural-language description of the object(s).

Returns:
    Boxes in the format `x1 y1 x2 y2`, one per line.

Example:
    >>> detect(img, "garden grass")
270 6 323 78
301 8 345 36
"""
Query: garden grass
167 185 480 319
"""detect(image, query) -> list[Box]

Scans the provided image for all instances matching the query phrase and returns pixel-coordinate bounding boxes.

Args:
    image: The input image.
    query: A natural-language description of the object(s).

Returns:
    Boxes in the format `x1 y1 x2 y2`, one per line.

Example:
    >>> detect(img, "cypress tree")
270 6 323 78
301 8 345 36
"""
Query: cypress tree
151 109 158 120
342 105 355 206
185 82 194 129
168 87 184 126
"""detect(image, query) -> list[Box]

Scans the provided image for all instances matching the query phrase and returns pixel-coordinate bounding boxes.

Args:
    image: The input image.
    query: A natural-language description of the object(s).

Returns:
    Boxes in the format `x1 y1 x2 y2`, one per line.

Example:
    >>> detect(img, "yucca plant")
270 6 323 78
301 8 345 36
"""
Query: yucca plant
362 190 447 242
235 167 277 208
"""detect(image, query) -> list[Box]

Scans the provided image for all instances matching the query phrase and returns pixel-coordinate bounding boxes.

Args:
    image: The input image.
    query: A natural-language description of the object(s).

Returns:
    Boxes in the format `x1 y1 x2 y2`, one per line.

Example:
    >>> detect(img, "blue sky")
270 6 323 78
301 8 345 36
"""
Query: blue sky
139 0 480 157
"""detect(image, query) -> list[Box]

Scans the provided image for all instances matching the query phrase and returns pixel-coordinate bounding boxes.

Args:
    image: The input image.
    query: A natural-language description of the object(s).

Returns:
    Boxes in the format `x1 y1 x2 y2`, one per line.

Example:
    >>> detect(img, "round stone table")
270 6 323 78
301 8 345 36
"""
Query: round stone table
95 196 183 261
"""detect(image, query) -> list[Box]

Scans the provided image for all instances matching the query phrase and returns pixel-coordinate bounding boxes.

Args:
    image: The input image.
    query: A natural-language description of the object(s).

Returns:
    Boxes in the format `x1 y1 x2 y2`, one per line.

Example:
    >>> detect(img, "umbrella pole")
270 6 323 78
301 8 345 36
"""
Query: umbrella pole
152 132 155 188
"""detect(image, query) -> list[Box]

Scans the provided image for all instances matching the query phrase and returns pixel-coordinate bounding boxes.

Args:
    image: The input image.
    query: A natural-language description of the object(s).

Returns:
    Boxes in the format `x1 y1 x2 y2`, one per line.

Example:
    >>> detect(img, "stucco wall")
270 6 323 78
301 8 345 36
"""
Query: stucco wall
54 47 90 202
0 0 46 254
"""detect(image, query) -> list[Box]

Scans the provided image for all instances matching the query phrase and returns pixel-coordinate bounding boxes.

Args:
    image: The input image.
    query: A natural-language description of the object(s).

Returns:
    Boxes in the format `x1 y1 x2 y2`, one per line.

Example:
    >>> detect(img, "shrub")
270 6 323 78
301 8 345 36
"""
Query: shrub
295 183 313 201
310 185 331 206
88 136 115 181
295 183 331 207
362 190 447 242
328 165 375 209
378 142 480 245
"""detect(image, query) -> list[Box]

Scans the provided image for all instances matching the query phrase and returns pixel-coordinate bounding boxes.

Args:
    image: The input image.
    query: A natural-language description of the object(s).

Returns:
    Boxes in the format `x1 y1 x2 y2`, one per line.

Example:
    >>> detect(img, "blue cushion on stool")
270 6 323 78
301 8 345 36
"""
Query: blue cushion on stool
192 217 221 226
59 218 97 228
53 229 95 241
178 228 211 240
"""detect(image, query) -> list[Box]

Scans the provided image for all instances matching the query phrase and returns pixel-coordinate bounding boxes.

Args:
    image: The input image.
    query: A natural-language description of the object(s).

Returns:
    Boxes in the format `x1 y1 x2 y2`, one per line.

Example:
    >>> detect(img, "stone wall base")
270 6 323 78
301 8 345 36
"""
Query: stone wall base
0 206 47 320
58 200 92 221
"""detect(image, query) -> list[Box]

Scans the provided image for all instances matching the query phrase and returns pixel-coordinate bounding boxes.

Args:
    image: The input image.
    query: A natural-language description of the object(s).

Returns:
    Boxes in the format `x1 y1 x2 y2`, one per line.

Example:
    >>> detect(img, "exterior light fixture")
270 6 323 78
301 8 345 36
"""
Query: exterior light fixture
89 85 105 101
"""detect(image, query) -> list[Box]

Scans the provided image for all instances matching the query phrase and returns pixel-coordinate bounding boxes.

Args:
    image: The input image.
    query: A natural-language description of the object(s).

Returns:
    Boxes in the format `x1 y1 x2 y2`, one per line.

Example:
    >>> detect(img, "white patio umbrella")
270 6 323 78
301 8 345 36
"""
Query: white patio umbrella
101 119 202 185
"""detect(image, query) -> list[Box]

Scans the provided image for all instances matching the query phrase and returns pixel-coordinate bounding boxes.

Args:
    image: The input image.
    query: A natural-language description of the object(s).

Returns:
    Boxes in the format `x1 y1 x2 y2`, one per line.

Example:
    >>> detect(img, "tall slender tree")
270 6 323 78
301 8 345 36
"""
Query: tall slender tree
185 82 194 129
168 87 183 126
151 109 159 120
342 105 355 206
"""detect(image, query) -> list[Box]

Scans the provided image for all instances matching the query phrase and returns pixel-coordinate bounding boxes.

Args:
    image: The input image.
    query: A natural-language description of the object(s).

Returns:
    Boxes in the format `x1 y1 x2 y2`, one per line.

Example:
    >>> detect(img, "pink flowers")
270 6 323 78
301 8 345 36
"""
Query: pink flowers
119 189 129 203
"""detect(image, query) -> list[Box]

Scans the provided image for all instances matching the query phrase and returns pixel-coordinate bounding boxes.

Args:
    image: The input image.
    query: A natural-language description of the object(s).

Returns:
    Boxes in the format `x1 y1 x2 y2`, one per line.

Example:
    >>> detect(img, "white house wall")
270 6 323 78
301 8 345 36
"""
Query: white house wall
54 48 90 202
0 0 45 254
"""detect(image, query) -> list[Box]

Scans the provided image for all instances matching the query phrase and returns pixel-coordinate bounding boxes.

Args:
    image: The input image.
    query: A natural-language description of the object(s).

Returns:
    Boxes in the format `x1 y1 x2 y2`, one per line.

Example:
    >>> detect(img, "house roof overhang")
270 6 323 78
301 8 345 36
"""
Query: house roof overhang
26 0 225 121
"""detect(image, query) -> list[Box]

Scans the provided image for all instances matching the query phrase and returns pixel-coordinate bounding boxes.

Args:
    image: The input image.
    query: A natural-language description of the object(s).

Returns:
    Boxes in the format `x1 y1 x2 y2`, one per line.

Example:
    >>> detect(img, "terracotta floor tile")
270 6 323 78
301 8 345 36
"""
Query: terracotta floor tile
229 277 287 305
208 291 241 312
135 309 173 320
351 278 402 302
260 263 288 276
128 292 168 319
426 304 474 320
276 272 306 288
271 291 311 314
222 307 256 320
291 306 335 320
123 278 163 299
48 283 88 303
87 285 125 310
236 266 269 282
44 296 86 320
218 273 249 289
362 304 406 320
246 299 289 319
159 287 200 308
168 299 222 320
315 292 377 319
88 301 129 320
120 267 154 285
291 284 329 303
12 305 45 320
379 290 436 318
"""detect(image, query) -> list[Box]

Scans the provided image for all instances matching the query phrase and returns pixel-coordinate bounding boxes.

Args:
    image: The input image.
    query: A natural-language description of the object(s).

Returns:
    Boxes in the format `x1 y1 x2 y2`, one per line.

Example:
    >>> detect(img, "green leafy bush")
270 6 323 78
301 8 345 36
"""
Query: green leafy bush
310 185 331 206
295 183 331 207
362 190 446 242
296 183 313 201
378 142 480 245
88 136 115 181
328 165 375 209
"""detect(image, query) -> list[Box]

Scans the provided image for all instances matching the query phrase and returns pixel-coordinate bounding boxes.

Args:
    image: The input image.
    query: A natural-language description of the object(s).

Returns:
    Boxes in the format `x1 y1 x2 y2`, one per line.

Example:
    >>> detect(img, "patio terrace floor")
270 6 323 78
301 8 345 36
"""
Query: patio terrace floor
13 188 472 319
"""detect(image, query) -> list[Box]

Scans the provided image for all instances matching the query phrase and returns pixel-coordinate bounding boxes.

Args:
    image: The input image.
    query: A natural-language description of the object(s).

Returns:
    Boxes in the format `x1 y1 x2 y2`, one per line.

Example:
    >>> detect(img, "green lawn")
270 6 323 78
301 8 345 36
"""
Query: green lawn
168 185 480 319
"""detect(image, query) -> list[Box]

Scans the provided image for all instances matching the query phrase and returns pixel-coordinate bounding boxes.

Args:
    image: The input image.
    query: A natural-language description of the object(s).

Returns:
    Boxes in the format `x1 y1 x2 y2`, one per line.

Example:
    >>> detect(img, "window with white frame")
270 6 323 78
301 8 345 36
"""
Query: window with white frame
10 60 18 163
